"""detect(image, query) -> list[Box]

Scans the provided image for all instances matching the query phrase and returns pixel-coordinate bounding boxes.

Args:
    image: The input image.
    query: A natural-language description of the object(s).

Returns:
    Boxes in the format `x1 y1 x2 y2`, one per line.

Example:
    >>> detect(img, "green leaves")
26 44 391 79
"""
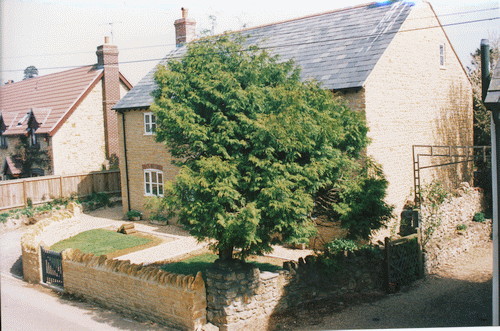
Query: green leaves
152 33 381 259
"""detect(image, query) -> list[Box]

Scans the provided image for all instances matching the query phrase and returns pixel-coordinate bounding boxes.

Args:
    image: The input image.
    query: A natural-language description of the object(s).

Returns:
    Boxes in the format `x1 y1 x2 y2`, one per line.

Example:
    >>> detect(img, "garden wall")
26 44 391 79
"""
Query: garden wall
419 183 492 273
20 202 80 283
206 253 384 331
62 249 207 331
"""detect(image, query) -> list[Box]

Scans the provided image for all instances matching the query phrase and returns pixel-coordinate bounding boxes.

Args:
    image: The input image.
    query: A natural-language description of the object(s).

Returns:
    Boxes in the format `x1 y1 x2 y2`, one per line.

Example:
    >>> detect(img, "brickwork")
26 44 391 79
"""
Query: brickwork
62 250 207 331
118 110 179 216
97 42 121 159
174 9 196 46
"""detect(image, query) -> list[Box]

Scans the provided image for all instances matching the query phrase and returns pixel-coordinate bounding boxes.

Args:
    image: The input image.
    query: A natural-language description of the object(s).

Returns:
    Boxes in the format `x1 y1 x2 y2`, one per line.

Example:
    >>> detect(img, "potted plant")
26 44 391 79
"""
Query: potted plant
126 210 142 221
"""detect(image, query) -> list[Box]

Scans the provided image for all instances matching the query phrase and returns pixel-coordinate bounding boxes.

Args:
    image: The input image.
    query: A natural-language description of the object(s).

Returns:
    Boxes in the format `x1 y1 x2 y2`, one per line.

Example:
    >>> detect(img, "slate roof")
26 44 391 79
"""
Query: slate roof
485 61 500 110
113 1 414 111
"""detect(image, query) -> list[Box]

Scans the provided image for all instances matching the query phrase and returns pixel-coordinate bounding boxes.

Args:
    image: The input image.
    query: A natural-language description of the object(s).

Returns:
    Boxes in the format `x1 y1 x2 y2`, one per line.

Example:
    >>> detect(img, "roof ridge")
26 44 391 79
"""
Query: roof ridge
238 2 378 33
1 64 99 87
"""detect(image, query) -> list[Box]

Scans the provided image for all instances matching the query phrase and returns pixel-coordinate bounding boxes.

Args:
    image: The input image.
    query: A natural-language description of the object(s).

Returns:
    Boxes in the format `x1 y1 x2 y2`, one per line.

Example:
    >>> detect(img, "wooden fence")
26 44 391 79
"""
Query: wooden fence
0 170 121 211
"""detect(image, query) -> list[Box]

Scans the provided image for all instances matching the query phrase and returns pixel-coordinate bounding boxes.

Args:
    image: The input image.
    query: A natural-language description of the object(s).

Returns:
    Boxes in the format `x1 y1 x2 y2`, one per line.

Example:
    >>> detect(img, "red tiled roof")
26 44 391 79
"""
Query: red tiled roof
0 65 103 136
3 156 23 176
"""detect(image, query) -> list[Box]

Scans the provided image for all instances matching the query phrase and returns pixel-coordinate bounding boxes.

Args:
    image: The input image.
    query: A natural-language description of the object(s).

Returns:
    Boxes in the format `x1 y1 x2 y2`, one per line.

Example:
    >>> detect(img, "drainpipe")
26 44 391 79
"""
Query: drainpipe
482 39 499 326
121 111 131 212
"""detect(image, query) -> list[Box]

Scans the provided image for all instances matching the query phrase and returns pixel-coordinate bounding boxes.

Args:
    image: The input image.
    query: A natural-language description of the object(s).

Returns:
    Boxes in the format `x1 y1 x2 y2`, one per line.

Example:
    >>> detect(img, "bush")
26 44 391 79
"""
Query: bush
457 224 467 231
126 210 142 219
324 239 358 256
473 212 486 223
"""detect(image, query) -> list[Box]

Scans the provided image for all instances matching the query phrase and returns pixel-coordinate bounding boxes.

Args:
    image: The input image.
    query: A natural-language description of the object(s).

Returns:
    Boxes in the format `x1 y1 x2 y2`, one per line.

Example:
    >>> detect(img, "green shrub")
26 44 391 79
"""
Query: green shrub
457 224 467 231
324 238 358 256
0 213 10 223
473 212 486 223
126 210 142 219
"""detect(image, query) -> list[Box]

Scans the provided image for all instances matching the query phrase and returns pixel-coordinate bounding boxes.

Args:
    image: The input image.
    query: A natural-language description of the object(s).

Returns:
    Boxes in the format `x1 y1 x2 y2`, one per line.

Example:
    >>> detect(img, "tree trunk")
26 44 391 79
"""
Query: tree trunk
219 246 233 261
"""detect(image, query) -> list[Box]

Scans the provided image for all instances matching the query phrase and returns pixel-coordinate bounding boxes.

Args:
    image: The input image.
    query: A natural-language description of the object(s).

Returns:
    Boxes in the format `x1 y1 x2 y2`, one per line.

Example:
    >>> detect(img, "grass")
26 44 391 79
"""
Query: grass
50 229 153 256
160 253 283 278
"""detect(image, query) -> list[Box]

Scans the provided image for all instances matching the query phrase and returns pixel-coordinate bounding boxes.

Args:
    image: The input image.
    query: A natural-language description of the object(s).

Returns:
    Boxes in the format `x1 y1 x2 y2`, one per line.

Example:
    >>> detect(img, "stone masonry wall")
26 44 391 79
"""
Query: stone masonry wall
20 203 79 283
206 254 384 331
117 110 180 218
420 183 491 273
62 249 207 331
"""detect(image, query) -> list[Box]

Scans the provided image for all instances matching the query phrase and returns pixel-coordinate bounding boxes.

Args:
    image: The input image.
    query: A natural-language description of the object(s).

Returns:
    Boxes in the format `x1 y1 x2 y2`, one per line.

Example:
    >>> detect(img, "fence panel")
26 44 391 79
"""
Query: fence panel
0 170 121 211
0 180 24 209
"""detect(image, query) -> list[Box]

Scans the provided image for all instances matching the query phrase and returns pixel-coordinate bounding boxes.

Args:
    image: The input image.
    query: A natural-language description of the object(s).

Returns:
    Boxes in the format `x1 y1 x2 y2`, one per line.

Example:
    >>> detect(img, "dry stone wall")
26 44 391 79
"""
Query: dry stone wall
419 183 491 273
206 253 384 331
62 249 207 331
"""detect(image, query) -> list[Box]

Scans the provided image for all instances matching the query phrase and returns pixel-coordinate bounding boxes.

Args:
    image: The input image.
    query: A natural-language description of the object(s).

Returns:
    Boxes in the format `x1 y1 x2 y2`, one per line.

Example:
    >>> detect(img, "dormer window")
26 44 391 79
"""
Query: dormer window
144 112 157 135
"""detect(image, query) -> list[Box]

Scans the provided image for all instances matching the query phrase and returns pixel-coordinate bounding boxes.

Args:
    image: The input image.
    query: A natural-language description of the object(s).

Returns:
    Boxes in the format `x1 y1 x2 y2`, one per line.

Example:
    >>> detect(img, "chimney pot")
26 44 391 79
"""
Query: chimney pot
104 36 110 44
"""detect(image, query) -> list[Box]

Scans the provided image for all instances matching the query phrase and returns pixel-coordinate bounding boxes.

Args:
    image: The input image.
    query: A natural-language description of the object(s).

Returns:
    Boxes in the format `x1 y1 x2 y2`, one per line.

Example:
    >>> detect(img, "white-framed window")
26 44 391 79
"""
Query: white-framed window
144 169 164 196
144 112 157 135
439 44 446 69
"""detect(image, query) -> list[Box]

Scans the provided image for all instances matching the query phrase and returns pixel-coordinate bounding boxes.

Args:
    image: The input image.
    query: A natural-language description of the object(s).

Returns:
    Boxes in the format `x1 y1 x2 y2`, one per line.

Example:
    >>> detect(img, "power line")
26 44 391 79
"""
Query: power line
2 5 498 60
1 14 499 74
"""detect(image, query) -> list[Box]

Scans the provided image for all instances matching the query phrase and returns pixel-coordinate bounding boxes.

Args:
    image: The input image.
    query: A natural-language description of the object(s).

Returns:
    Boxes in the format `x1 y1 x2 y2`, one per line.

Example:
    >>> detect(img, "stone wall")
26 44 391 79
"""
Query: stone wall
62 249 207 331
20 203 79 283
117 110 180 218
420 183 492 273
206 253 384 331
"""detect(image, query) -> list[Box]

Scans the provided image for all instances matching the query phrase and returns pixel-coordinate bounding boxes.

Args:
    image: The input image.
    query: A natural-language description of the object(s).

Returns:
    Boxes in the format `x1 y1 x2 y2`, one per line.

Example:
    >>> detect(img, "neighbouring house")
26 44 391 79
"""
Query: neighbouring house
0 37 132 180
113 1 473 241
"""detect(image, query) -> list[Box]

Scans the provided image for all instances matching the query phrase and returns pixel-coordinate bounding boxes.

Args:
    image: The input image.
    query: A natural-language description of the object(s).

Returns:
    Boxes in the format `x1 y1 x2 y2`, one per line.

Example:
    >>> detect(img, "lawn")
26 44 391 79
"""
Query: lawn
50 229 155 257
160 253 283 278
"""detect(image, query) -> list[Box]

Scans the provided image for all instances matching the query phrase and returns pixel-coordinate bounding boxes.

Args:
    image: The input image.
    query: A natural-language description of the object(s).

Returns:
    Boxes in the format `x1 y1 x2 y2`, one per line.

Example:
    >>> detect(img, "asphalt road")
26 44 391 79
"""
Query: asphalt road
0 227 173 331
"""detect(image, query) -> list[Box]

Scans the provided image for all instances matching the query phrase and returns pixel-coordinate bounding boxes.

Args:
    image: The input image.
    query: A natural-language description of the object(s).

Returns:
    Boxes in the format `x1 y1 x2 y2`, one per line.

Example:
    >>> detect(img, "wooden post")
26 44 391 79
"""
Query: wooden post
417 227 424 278
60 175 64 199
22 179 28 208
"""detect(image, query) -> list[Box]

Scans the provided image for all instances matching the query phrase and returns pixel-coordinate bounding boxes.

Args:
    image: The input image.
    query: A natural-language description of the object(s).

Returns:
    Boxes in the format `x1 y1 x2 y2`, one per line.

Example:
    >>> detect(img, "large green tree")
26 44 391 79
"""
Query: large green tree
152 34 390 260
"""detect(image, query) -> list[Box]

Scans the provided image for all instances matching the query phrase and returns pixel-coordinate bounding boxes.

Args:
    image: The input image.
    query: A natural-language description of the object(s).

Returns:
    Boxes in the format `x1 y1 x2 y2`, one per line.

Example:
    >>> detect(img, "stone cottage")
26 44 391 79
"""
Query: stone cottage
0 37 132 179
113 1 473 241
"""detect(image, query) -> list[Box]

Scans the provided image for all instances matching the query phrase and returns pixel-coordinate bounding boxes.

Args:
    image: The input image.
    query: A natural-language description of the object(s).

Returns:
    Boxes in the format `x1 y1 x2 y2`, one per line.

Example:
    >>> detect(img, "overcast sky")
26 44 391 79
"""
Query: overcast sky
1 0 499 85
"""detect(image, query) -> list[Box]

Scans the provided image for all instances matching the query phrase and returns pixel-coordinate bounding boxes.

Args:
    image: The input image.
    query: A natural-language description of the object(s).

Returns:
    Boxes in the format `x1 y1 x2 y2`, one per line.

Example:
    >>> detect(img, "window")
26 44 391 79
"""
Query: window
144 112 157 135
29 131 39 149
0 135 7 149
144 169 164 196
439 44 446 68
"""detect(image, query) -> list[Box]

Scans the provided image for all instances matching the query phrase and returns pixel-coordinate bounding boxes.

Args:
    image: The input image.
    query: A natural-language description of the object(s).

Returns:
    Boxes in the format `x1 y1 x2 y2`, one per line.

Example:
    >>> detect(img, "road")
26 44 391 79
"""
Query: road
0 227 173 331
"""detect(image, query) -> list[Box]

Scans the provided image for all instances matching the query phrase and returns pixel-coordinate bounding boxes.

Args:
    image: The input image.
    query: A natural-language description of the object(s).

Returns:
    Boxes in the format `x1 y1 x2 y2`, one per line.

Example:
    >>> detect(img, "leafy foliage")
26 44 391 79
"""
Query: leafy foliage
10 135 50 179
152 33 384 260
23 65 39 80
314 159 393 240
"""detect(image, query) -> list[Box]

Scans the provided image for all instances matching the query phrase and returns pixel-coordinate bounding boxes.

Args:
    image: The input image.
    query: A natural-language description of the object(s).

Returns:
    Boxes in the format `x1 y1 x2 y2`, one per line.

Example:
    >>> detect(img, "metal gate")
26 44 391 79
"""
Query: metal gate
384 230 423 292
40 246 63 288
413 145 490 208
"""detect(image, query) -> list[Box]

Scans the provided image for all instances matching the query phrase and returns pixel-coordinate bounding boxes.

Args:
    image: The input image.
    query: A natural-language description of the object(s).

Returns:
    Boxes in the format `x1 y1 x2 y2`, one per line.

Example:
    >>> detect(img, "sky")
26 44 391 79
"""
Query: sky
1 0 499 86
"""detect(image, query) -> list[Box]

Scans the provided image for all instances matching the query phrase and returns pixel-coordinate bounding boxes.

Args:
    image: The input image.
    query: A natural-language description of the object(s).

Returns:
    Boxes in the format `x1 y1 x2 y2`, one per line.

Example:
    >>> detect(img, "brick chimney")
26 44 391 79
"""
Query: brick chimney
96 36 120 161
174 7 196 46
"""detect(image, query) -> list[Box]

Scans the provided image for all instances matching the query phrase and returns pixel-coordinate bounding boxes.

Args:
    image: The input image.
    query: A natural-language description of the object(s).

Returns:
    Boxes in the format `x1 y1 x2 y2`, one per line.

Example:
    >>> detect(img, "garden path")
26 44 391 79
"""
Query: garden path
83 205 313 264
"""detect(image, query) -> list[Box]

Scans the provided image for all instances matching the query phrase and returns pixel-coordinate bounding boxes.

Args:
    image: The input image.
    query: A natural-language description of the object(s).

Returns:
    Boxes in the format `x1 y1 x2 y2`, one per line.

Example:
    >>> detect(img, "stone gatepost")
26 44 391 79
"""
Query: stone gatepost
206 259 288 331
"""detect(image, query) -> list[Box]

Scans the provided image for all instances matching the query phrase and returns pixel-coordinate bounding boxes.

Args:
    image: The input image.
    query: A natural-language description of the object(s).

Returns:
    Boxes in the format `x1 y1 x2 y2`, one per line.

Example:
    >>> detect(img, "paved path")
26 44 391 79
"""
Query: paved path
81 205 313 264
